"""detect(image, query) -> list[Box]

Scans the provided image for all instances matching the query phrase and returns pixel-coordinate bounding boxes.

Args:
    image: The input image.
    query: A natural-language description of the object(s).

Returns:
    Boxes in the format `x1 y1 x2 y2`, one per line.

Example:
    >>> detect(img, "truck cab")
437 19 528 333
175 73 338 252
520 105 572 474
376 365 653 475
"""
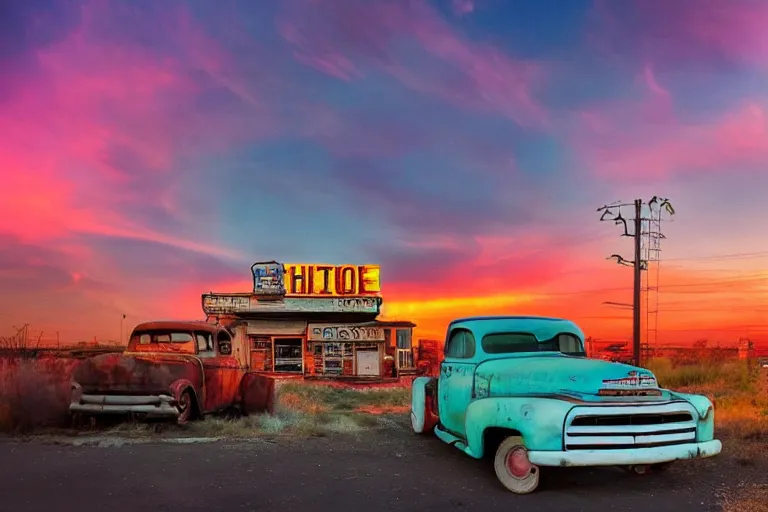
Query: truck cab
410 316 722 494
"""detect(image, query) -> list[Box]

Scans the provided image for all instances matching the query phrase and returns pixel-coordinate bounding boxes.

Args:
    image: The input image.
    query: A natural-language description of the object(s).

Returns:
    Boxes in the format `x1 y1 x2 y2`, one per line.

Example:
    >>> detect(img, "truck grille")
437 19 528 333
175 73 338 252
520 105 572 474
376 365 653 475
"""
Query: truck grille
564 403 698 451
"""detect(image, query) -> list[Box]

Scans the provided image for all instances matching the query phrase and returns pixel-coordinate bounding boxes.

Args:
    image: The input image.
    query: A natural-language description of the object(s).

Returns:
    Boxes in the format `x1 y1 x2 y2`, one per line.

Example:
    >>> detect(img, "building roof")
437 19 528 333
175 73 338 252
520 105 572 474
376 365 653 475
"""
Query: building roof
369 320 417 328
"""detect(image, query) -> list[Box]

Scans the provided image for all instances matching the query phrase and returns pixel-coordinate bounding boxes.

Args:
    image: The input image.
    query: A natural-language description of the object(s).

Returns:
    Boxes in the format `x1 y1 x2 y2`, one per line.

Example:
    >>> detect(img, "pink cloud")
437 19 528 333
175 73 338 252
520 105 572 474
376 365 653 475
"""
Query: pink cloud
293 51 361 82
276 0 547 127
452 0 475 17
591 0 768 71
0 0 273 257
642 64 670 98
572 99 768 180
566 60 768 180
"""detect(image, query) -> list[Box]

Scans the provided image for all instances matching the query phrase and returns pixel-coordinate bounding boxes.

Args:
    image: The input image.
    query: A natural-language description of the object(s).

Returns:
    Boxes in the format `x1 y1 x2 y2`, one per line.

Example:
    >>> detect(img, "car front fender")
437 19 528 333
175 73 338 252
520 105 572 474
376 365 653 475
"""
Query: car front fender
464 397 574 458
666 390 716 441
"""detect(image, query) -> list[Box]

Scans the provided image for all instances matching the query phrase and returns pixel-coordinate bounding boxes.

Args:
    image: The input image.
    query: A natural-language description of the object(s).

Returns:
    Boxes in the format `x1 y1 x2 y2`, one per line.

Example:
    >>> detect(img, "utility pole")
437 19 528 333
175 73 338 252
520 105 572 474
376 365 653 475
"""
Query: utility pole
597 197 675 367
632 199 642 367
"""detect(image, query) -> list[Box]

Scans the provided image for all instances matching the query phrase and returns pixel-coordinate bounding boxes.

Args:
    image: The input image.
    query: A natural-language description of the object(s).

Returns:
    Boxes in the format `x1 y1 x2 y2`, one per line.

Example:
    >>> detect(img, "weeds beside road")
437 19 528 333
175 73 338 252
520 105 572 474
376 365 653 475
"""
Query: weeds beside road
0 357 77 432
3 355 764 441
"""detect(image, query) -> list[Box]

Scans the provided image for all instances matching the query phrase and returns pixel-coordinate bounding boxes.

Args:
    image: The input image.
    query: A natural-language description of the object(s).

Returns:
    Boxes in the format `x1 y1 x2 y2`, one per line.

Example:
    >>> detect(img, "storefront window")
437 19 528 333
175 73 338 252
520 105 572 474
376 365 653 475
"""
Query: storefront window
396 329 412 349
274 338 303 372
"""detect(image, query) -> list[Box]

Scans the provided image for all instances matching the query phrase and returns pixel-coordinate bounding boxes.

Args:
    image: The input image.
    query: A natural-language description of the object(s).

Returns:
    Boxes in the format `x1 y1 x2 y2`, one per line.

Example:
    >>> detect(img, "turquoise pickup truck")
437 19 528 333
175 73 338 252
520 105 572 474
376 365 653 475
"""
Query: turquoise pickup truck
410 316 722 494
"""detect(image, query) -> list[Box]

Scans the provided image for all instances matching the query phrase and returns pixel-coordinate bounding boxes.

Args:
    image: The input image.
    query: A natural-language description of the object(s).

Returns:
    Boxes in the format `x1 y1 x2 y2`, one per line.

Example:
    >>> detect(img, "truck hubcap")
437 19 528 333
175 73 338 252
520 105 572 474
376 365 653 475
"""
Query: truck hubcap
177 393 191 423
505 447 532 479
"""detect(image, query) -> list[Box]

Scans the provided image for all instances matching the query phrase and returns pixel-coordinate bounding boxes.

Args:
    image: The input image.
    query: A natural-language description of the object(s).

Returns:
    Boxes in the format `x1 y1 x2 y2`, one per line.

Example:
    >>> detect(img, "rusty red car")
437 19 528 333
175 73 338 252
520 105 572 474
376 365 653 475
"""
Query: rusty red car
70 320 270 423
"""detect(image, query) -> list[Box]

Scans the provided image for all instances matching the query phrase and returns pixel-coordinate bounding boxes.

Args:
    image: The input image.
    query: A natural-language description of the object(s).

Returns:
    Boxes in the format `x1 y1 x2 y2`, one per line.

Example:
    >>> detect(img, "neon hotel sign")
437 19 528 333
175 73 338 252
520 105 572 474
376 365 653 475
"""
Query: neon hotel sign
251 261 381 297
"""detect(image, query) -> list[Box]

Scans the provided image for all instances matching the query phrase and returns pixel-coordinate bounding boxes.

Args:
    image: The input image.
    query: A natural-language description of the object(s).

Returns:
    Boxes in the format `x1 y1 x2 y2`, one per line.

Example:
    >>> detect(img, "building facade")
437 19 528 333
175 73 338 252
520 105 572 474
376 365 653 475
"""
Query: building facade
202 261 417 380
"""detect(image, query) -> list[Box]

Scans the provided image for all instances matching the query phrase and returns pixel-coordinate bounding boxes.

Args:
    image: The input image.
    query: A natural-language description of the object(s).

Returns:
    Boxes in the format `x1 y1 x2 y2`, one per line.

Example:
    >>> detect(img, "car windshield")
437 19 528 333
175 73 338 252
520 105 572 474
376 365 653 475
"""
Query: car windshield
481 332 585 356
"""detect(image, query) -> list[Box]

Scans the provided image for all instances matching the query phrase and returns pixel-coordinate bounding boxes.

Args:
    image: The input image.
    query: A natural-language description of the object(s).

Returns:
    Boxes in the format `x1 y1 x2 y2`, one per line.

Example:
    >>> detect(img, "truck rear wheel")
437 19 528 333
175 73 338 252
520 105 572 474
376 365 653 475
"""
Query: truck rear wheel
493 436 540 494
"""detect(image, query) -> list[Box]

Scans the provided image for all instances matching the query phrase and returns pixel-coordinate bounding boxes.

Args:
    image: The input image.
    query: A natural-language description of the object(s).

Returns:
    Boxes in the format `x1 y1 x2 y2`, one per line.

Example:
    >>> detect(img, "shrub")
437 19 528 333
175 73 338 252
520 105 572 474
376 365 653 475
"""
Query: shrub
646 357 753 391
275 383 410 414
0 356 78 433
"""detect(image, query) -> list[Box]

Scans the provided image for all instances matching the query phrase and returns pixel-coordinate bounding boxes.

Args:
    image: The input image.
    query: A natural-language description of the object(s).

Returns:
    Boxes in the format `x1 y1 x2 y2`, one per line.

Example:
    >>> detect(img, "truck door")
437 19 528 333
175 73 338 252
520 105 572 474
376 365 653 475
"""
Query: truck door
438 327 477 438
198 329 243 413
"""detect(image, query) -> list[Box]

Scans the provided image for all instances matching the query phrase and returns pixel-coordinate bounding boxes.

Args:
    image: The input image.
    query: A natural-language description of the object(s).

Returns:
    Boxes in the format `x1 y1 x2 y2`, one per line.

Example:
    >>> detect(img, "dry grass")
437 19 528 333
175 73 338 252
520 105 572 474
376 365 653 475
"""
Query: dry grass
5 353 762 447
59 382 410 439
0 356 78 433
155 382 410 438
236 382 411 437
90 410 387 439
0 356 410 437
274 382 410 415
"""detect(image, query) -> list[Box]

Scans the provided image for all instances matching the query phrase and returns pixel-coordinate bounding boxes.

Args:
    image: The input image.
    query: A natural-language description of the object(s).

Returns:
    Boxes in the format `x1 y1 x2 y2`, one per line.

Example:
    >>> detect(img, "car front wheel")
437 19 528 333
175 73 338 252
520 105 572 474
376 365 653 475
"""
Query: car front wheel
493 436 540 494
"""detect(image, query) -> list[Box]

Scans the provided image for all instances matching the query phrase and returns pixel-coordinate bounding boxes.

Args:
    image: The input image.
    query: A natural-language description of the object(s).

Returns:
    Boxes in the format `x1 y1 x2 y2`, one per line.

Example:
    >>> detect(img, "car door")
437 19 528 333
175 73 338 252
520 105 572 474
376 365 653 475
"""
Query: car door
198 329 243 413
437 327 477 438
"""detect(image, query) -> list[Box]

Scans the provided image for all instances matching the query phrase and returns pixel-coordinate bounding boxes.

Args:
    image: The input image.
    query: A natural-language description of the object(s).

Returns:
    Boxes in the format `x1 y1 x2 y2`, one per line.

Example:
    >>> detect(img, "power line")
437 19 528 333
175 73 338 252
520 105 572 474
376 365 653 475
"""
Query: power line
664 250 768 262
528 275 767 299
656 298 768 307
656 326 768 332
652 307 768 313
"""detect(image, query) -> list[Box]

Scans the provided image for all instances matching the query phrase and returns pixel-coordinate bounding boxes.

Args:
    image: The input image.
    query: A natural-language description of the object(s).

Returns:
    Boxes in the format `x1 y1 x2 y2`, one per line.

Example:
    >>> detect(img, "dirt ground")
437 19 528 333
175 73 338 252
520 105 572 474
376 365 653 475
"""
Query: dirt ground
0 415 764 512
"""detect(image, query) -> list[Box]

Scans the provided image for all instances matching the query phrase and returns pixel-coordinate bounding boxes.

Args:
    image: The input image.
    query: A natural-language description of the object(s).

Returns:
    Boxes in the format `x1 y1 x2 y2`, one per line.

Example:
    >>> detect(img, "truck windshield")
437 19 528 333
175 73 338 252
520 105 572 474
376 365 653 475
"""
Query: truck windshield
129 331 196 353
482 332 585 356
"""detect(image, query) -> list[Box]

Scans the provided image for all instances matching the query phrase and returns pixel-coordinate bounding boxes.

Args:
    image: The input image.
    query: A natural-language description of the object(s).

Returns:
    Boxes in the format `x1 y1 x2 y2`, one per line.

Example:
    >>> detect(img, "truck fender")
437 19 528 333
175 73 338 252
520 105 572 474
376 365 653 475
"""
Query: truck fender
411 376 439 434
169 379 201 412
464 397 575 458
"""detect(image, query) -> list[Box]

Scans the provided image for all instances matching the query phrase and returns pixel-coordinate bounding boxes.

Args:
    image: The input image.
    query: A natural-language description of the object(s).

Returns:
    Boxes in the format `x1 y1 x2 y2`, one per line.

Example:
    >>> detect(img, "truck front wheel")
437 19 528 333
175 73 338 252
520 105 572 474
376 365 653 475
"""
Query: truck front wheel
493 436 540 494
177 389 195 425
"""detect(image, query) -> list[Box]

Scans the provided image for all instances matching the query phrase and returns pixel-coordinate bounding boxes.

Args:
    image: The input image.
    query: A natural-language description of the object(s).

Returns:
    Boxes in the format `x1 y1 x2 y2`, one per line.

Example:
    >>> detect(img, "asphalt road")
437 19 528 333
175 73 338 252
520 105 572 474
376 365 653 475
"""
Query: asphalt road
0 422 762 512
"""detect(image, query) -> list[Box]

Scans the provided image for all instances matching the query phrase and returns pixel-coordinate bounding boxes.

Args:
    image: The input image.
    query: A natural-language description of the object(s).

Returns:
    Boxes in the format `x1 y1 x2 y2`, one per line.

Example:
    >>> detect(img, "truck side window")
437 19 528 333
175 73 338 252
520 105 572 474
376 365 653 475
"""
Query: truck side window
445 328 475 358
217 330 232 356
557 333 583 354
196 332 215 357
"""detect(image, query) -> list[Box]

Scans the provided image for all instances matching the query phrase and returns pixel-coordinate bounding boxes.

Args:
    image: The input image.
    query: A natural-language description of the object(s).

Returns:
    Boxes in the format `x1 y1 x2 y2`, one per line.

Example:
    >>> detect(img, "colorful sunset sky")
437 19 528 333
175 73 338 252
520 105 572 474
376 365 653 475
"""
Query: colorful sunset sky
2 0 767 346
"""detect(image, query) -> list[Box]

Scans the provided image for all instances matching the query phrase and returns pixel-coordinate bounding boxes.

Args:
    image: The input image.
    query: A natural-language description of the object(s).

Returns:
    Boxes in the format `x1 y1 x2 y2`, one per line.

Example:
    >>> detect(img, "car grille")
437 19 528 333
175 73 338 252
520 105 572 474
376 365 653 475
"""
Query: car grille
564 402 698 451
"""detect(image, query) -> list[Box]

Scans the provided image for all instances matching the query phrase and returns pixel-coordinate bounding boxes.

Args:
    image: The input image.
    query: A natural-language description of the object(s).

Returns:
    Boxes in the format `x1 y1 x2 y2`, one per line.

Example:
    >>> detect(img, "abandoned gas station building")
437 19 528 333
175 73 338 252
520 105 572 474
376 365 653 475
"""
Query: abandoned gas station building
202 261 418 379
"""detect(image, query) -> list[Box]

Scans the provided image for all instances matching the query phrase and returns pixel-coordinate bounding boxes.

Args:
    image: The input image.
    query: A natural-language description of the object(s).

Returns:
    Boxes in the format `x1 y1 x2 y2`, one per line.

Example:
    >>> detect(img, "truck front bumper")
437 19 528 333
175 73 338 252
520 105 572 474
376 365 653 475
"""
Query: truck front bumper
528 440 722 467
69 383 179 417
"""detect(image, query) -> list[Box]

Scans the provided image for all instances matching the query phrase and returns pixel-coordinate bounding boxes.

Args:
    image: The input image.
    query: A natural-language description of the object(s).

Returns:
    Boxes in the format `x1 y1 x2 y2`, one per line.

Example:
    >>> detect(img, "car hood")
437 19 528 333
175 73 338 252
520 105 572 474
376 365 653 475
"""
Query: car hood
72 352 200 394
473 354 665 402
